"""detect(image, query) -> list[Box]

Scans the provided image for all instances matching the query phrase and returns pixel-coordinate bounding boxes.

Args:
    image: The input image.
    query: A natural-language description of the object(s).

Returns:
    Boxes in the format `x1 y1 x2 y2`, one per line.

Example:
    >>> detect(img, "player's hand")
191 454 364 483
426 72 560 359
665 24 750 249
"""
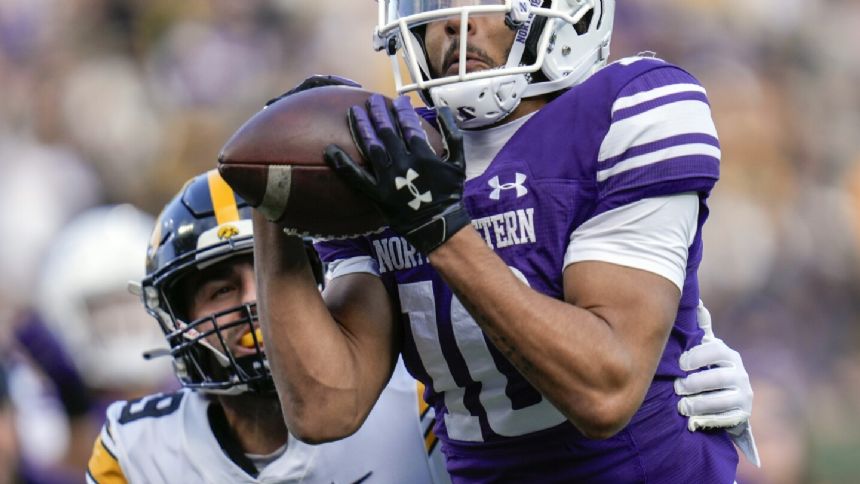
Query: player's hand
675 300 761 467
324 94 470 254
265 75 361 107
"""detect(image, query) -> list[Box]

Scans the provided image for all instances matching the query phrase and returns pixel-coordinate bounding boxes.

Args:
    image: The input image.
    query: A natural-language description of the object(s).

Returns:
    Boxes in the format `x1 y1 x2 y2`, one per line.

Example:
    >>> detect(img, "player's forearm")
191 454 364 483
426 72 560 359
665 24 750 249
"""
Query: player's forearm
429 227 659 438
252 211 385 442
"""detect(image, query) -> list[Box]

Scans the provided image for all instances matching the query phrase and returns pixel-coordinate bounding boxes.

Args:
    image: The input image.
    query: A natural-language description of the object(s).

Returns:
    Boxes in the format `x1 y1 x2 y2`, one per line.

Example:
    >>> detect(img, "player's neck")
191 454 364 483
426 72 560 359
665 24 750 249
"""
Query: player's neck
216 393 287 455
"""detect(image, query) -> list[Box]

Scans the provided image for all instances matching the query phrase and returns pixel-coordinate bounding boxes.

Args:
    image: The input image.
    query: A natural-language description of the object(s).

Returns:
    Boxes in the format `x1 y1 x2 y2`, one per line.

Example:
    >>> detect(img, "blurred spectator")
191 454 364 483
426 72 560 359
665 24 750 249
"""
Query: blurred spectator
0 365 21 484
5 205 175 482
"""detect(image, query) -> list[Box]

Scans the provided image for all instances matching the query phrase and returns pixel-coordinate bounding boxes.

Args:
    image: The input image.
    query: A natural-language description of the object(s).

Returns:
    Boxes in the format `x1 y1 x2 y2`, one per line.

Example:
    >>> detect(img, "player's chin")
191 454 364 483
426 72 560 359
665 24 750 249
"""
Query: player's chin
444 60 493 77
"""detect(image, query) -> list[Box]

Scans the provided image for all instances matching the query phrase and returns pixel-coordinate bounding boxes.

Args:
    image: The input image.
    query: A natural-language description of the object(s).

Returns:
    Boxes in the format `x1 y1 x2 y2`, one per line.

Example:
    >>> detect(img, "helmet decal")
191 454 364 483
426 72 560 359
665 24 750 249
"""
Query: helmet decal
206 169 241 225
217 224 241 240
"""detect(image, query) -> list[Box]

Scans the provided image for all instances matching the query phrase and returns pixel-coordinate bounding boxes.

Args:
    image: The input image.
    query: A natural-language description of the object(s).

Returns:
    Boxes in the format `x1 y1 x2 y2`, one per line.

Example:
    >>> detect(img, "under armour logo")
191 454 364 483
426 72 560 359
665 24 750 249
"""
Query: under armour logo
488 173 528 200
395 168 432 210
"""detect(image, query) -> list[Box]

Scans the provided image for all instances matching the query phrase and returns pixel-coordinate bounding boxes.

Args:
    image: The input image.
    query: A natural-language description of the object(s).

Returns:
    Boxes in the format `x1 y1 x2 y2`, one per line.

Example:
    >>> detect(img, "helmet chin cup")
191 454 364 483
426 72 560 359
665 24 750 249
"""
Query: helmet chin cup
430 73 528 129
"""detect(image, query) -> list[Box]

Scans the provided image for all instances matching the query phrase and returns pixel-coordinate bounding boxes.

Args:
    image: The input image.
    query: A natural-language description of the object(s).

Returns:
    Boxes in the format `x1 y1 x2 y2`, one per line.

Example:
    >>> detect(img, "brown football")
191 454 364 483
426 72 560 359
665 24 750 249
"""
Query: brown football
217 86 443 239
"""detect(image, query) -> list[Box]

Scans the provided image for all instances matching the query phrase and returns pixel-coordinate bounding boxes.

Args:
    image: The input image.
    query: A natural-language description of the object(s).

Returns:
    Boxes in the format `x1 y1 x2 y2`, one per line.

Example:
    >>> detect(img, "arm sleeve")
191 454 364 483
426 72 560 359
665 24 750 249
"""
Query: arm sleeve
86 421 128 484
564 193 699 291
315 236 380 280
594 66 720 216
326 256 380 280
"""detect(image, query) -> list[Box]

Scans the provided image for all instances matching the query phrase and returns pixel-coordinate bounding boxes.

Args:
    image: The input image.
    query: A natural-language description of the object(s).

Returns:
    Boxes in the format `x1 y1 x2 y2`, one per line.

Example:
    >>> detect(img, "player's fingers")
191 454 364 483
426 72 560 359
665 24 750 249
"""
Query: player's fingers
674 367 739 395
348 105 390 170
435 107 465 170
679 339 739 371
392 96 436 159
686 410 748 432
678 389 745 417
324 145 381 202
696 300 715 341
366 94 409 162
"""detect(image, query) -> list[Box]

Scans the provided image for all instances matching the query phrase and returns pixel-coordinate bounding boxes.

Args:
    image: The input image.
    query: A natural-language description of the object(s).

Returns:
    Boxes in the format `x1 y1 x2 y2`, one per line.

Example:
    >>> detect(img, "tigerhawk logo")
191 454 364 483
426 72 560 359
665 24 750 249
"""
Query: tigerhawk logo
217 225 240 240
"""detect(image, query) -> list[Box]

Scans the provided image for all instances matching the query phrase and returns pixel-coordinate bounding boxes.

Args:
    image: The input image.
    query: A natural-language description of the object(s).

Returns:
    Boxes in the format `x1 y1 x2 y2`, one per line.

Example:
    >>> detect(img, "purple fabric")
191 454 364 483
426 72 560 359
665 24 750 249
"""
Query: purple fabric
316 57 735 481
14 311 92 416
599 133 719 171
613 90 710 122
441 382 738 483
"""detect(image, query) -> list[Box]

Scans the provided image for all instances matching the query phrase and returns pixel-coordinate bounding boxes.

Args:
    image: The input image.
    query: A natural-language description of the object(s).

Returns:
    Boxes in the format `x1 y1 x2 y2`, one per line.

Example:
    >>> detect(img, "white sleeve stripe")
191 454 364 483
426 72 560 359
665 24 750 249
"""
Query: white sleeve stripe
612 83 707 113
599 100 716 162
597 144 721 182
326 255 380 280
564 194 699 292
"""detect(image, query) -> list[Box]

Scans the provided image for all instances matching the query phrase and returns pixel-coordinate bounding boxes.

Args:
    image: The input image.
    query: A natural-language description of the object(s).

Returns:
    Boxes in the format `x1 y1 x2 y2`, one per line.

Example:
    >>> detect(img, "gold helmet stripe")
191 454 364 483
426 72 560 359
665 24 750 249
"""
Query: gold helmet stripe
207 170 240 226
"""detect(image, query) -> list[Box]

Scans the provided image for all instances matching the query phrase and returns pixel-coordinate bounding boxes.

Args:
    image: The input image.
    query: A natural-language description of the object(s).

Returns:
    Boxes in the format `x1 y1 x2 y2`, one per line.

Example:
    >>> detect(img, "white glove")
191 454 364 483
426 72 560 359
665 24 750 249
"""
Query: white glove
674 300 761 467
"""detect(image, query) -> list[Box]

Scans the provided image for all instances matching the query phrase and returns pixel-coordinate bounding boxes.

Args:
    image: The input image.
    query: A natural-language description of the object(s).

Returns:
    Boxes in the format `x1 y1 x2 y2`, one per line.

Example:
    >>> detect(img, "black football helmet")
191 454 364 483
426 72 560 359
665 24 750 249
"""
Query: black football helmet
139 169 322 395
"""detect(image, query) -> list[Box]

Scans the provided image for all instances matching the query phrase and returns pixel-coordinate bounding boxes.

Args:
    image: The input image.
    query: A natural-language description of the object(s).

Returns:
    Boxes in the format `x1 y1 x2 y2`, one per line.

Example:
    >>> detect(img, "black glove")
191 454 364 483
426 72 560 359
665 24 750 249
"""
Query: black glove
265 75 361 107
324 94 470 254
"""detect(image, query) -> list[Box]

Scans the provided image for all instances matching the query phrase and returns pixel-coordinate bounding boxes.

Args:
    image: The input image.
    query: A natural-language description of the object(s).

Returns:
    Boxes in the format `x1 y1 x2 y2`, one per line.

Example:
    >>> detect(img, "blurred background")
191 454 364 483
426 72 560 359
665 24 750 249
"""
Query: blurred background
0 0 857 483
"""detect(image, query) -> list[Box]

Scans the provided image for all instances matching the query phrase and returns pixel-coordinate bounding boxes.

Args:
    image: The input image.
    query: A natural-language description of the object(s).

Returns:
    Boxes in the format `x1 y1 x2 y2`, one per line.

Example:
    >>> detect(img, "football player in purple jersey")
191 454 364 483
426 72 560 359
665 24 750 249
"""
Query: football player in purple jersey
251 1 757 482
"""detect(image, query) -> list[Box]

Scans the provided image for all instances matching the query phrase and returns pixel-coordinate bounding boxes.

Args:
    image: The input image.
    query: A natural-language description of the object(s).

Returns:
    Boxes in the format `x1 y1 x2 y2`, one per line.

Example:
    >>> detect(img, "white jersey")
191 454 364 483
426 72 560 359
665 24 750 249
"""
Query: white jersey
87 360 449 484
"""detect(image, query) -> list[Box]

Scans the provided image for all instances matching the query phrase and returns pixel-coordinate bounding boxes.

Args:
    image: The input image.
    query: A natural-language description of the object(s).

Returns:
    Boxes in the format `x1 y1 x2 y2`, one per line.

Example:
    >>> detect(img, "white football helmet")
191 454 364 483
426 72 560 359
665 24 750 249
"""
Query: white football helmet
374 0 614 128
36 204 172 390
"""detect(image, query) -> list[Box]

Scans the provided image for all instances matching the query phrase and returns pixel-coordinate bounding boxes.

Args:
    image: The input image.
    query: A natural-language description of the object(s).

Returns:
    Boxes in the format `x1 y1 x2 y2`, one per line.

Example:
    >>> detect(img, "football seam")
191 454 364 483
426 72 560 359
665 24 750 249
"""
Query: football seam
282 225 388 241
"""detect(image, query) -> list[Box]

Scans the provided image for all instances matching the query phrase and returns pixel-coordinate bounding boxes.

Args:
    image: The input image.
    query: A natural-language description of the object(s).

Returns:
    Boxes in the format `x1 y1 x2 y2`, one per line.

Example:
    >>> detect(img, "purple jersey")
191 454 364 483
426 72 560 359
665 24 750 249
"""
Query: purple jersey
317 57 737 482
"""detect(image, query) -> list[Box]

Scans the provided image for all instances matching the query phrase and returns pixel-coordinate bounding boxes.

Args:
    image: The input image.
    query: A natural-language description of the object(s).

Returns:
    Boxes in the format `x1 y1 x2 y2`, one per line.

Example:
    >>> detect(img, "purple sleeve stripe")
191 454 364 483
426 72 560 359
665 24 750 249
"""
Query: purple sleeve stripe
618 66 701 98
598 155 719 197
600 133 720 171
613 91 710 123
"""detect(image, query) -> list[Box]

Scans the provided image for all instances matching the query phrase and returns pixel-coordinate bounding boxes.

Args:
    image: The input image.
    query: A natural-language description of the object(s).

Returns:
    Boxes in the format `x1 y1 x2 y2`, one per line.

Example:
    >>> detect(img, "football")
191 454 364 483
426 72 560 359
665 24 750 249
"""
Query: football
217 86 444 239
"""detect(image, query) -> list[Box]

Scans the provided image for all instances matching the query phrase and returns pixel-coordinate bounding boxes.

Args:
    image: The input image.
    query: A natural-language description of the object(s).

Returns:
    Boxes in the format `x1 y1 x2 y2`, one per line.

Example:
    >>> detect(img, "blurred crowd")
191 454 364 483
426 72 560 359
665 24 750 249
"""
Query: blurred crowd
0 0 857 483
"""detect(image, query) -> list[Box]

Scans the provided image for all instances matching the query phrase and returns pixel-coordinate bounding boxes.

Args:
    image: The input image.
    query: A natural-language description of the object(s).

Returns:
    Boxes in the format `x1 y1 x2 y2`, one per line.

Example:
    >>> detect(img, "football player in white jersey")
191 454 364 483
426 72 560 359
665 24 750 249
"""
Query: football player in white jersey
246 1 759 482
86 169 449 484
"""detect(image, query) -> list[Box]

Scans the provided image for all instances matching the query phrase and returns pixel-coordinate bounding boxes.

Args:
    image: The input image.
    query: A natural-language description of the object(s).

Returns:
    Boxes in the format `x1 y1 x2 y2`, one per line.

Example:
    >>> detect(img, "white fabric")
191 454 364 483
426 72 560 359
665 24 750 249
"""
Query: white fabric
611 83 706 114
246 444 287 474
598 100 718 163
461 113 534 180
596 143 721 182
97 359 449 483
326 255 379 280
675 301 761 467
563 193 699 291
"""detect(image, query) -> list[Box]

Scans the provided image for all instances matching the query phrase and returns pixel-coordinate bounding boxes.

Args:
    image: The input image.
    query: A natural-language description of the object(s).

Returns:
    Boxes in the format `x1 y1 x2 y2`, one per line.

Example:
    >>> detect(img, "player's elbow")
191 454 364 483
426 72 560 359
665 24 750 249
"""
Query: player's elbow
576 400 634 440
278 394 364 444
283 409 361 444
569 373 640 439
